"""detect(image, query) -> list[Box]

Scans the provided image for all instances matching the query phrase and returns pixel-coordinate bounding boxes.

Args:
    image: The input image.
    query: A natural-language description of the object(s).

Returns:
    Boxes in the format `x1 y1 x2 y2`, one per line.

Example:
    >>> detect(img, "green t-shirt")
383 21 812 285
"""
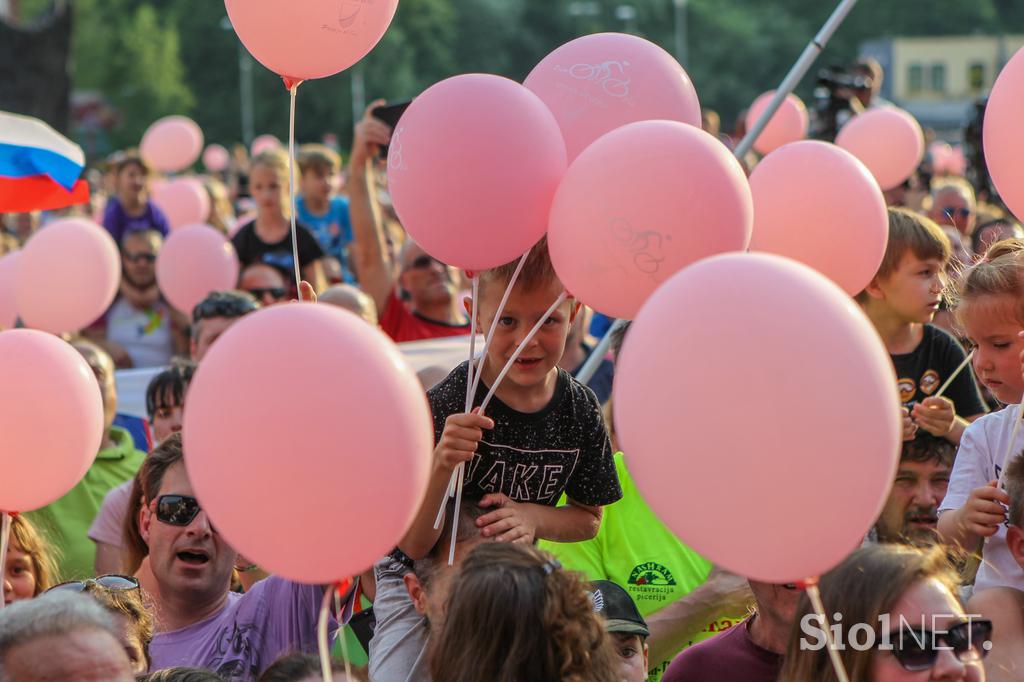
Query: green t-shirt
27 426 146 582
539 453 747 681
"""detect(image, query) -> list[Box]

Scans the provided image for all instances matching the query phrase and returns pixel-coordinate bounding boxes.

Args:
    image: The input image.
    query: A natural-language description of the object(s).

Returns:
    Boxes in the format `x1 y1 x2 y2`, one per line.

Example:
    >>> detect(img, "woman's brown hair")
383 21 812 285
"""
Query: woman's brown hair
8 514 59 594
778 544 960 682
81 580 155 669
427 543 618 682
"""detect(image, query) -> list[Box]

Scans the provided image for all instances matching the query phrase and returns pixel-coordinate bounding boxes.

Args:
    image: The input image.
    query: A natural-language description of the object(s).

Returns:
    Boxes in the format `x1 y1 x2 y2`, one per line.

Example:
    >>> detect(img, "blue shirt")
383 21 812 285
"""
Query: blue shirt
296 196 353 281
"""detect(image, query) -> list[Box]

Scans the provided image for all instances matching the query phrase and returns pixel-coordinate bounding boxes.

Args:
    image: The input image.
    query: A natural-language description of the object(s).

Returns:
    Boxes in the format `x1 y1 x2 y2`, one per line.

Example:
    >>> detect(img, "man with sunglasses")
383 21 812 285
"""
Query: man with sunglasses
239 263 289 307
348 101 470 342
85 229 189 368
139 435 333 679
927 179 977 239
967 450 1024 681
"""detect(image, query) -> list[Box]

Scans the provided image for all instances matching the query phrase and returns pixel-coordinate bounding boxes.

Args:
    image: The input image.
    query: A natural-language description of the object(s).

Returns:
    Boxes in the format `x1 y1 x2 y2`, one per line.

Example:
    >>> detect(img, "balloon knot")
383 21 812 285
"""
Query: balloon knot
281 76 304 91
796 578 818 590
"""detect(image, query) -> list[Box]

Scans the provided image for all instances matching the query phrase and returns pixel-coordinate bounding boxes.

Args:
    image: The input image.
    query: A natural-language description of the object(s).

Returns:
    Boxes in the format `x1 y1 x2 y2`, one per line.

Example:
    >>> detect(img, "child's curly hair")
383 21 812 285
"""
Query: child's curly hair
427 543 618 682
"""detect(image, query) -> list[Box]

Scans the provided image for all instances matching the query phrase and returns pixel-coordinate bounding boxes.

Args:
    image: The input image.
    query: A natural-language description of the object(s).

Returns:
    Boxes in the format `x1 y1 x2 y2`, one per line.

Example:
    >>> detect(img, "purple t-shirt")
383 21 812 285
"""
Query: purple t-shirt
662 616 782 682
102 197 170 244
149 576 335 680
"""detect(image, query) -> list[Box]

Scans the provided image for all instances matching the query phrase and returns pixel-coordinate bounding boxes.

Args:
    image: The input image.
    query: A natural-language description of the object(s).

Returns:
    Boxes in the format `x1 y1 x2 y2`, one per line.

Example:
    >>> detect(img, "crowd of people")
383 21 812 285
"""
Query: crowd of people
4 57 1024 681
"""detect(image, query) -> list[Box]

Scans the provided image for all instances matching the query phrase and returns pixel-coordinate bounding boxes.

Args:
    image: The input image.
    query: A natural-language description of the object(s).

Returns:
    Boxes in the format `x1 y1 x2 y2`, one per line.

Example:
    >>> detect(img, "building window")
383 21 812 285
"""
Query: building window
908 64 923 94
968 62 985 92
930 63 946 93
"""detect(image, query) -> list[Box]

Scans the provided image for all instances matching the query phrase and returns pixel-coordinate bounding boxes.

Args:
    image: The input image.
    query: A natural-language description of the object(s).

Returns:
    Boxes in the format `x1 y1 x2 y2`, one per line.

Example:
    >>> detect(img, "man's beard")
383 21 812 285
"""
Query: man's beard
123 270 155 289
900 505 940 546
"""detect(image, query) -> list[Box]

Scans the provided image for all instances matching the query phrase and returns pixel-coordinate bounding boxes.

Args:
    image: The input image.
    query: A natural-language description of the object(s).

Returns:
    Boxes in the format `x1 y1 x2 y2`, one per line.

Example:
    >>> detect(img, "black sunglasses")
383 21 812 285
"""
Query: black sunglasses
155 494 204 526
888 619 991 671
124 252 157 264
48 574 139 593
246 287 287 300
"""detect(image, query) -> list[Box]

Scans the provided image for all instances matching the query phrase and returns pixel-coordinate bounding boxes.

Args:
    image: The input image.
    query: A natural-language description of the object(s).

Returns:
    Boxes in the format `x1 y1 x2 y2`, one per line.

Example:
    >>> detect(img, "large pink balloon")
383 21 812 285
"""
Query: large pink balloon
749 141 888 295
140 116 204 173
525 33 701 161
745 91 809 155
614 253 900 583
388 74 567 270
985 47 1024 219
225 0 399 85
152 178 211 230
183 304 433 583
0 330 103 511
0 252 19 329
836 107 924 190
250 134 282 157
548 120 752 319
157 224 240 315
16 218 119 334
202 144 230 172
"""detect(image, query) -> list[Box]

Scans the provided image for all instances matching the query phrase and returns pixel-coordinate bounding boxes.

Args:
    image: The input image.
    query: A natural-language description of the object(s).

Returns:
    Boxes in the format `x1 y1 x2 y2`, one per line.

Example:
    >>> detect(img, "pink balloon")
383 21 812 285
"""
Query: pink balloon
225 0 398 85
151 177 211 230
0 252 19 329
614 253 900 583
250 134 282 157
157 224 240 315
183 303 433 583
140 116 204 173
836 107 924 190
388 74 567 270
986 47 1024 219
548 120 752 319
525 33 701 161
745 91 809 155
749 141 888 295
202 144 231 172
16 218 119 334
0 329 103 511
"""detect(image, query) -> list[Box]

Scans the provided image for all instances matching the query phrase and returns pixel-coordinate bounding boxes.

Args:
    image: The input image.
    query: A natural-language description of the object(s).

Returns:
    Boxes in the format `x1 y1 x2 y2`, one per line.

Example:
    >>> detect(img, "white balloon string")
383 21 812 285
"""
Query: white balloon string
464 275 480 414
288 82 302 295
334 586 353 681
317 583 334 682
468 249 531 401
0 513 9 611
478 291 568 415
806 581 850 682
996 402 1024 491
448 461 465 566
933 350 974 399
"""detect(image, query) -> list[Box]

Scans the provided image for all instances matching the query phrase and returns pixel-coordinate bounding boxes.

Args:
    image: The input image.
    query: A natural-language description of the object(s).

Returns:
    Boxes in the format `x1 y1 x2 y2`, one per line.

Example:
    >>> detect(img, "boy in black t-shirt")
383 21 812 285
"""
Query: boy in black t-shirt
399 239 622 559
858 208 987 445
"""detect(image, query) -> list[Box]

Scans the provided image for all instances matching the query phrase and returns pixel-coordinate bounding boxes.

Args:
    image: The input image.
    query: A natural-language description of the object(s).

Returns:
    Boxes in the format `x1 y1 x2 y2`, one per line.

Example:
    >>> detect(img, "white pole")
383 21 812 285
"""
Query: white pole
577 318 627 386
733 0 861 160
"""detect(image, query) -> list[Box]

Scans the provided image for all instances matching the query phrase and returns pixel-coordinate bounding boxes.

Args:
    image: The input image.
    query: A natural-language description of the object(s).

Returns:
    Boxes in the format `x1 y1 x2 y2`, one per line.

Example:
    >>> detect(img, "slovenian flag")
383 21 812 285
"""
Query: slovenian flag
0 111 90 212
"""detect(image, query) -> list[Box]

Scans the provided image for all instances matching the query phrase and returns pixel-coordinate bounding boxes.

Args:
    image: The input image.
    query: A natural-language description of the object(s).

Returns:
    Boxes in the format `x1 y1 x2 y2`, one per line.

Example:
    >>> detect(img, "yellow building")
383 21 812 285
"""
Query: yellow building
860 35 1024 131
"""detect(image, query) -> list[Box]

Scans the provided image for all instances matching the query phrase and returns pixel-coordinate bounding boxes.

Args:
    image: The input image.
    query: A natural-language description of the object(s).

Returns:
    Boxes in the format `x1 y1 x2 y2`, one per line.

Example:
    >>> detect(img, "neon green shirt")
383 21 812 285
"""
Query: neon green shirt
27 426 146 581
540 453 746 681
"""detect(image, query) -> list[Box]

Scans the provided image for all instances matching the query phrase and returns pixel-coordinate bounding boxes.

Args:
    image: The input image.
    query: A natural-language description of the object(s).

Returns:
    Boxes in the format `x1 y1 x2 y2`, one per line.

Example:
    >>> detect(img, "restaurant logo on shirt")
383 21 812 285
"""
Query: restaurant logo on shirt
628 562 676 604
920 370 940 395
898 378 916 403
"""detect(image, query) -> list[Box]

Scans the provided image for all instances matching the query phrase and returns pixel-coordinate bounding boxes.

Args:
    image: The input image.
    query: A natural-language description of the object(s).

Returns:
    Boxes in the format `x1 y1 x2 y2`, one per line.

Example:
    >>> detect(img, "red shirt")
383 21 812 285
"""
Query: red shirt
662 617 782 682
380 289 470 343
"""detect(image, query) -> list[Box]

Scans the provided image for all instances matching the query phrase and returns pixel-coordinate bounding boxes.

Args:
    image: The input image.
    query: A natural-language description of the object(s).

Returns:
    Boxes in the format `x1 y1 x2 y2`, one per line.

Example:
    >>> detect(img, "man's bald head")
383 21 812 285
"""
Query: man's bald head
319 284 379 326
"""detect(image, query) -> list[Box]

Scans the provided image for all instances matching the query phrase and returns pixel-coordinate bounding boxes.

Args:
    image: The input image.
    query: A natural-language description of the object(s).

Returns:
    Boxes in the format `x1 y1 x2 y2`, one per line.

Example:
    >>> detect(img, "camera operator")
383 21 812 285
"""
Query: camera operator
812 58 887 141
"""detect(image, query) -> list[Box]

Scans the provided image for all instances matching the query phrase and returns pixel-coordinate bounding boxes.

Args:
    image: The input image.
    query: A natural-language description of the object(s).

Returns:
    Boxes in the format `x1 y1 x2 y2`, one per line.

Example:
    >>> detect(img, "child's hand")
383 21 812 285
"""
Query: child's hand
962 480 1010 538
901 407 918 441
912 396 955 437
477 493 537 544
435 410 493 472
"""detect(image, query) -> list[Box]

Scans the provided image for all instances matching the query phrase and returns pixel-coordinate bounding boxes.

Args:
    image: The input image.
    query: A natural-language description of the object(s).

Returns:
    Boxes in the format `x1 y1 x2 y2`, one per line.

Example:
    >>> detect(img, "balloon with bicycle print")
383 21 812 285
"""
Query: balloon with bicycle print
525 32 701 161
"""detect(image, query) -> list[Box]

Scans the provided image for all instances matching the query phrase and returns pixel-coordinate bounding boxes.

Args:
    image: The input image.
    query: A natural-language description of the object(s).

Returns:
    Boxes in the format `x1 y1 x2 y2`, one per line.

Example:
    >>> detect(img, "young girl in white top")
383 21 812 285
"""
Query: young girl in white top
939 239 1024 592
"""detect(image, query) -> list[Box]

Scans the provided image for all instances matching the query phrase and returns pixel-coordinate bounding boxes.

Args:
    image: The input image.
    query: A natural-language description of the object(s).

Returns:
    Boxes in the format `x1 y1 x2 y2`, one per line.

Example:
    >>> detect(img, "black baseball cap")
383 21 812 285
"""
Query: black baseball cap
588 580 649 638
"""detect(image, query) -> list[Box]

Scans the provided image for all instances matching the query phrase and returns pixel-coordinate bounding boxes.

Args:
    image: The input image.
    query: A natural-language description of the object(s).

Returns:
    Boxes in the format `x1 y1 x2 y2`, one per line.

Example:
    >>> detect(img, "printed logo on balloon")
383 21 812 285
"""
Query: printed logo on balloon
607 217 670 280
323 0 368 34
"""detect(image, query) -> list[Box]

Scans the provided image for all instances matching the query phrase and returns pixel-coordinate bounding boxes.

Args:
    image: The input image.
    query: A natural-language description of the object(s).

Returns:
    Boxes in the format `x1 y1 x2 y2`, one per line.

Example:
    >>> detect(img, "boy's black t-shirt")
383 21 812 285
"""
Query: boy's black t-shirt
427 362 622 508
892 324 987 417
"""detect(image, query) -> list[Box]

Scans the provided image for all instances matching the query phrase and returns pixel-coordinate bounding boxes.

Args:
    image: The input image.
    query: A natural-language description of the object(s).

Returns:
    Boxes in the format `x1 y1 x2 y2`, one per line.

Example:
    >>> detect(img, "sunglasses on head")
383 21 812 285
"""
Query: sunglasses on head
124 252 157 264
155 494 204 526
247 287 287 300
48 574 139 594
942 207 972 219
888 619 991 671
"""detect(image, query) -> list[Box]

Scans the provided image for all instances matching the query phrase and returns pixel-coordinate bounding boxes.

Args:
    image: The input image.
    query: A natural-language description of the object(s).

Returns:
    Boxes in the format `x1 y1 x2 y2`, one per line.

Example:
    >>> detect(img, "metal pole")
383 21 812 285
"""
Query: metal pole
239 47 255 146
577 318 627 385
673 0 688 67
733 0 860 159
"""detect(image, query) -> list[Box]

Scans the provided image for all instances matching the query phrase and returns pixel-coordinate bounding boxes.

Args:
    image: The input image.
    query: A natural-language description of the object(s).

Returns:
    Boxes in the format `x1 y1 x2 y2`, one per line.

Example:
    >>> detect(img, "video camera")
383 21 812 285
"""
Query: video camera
810 65 874 141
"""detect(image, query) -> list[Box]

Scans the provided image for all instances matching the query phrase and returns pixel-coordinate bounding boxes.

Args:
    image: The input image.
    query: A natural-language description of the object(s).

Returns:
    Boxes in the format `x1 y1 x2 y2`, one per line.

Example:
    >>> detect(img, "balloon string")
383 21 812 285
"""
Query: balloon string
434 250 531 533
288 82 302 296
334 587 353 681
995 402 1024 492
805 580 850 682
933 350 974 399
318 584 334 682
0 512 9 611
